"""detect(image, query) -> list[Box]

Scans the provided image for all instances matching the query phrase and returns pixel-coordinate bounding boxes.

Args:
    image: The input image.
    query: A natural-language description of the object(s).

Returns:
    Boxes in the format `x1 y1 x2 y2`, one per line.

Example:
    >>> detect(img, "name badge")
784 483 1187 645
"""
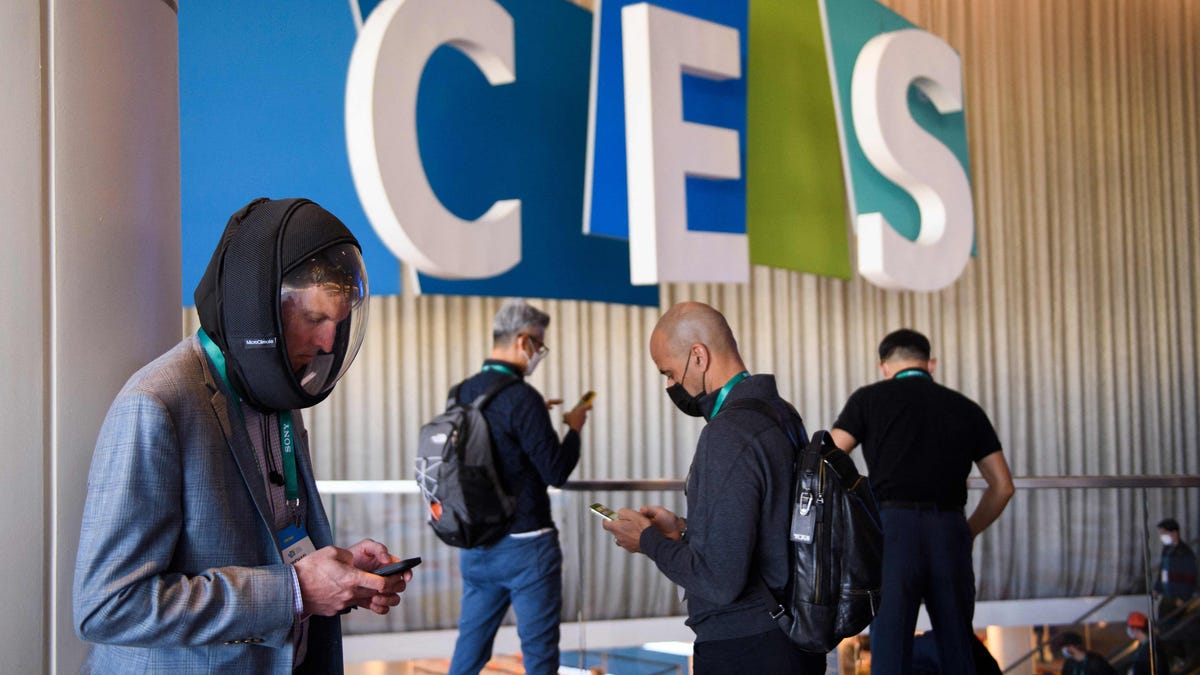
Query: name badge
276 523 317 565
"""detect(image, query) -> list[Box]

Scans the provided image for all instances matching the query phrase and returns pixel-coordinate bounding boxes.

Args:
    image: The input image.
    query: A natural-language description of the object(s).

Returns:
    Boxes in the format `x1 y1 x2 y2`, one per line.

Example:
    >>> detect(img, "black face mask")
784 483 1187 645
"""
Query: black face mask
666 355 707 417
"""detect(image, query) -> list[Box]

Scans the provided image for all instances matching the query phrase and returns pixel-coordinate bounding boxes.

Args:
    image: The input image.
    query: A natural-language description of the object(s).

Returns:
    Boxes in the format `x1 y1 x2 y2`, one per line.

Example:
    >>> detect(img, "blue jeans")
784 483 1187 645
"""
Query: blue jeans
449 531 563 675
871 508 977 675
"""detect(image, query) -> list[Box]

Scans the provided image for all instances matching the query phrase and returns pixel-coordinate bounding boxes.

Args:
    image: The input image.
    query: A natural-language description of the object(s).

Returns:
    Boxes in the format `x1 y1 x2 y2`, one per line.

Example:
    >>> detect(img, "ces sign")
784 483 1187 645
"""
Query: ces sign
345 0 974 295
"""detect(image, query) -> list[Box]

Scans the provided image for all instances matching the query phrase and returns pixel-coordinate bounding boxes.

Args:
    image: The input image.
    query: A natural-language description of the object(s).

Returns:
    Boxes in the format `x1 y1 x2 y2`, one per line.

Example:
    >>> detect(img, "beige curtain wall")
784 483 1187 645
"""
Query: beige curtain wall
184 0 1198 632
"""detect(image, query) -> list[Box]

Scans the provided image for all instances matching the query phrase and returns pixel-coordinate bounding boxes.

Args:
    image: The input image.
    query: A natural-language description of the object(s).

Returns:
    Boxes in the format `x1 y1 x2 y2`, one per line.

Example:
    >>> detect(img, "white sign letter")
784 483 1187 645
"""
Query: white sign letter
851 28 973 292
346 0 520 279
621 3 746 285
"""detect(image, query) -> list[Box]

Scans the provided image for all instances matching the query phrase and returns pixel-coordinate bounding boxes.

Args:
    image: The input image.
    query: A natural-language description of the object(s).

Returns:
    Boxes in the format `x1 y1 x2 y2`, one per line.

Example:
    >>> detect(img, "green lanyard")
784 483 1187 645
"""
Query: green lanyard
894 368 932 380
482 363 520 377
711 371 751 418
198 329 301 522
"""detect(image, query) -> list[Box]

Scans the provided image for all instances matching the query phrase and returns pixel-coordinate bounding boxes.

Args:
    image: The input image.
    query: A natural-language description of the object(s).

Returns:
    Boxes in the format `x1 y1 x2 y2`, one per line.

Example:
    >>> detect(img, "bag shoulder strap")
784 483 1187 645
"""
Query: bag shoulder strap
472 375 520 409
446 382 462 409
446 375 520 412
722 397 810 452
722 396 809 628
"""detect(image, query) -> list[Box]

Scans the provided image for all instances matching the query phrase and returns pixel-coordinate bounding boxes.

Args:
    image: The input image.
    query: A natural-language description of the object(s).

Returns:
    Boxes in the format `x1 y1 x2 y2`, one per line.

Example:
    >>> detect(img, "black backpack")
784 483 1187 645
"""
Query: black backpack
415 376 519 548
725 398 884 653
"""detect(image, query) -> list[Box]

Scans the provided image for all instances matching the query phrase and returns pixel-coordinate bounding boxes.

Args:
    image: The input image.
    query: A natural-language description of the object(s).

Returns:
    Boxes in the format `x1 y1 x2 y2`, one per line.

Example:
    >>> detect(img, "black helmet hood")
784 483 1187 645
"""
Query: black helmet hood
194 197 362 412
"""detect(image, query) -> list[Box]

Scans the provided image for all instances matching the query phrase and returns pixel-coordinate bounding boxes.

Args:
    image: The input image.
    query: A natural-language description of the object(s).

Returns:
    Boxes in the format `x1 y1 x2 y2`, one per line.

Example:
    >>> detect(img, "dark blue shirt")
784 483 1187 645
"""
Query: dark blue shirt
457 359 580 534
1154 540 1198 600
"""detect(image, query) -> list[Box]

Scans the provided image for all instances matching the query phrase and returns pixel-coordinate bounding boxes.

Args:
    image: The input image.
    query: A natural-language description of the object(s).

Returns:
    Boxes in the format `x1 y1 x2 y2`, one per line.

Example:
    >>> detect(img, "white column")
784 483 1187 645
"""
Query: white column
0 1 49 672
986 624 1035 675
0 1 181 672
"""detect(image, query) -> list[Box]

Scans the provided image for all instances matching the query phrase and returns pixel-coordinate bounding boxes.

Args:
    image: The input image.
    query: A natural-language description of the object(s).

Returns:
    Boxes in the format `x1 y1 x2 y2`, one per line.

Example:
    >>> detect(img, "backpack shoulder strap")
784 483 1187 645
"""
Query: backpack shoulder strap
471 375 520 409
727 397 835 632
722 397 809 450
446 375 520 411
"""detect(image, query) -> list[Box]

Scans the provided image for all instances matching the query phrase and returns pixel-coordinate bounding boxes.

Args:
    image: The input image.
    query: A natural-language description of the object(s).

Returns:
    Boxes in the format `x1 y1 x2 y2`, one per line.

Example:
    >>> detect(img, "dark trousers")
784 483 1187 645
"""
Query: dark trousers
1159 596 1198 664
694 629 826 674
871 508 977 675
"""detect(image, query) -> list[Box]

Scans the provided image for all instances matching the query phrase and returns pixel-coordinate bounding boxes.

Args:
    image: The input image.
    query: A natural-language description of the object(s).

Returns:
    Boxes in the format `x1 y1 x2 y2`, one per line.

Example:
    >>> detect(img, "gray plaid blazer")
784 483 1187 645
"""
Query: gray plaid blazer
73 337 342 673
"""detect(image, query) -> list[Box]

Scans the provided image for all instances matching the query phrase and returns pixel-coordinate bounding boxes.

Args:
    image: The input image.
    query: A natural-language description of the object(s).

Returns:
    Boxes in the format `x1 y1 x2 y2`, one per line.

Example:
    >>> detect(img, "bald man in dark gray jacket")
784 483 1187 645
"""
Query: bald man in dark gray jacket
603 302 825 674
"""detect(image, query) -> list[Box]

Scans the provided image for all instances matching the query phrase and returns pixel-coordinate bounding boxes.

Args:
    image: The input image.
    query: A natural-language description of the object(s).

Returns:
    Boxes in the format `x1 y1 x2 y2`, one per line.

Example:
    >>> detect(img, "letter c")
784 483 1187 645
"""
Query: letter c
346 0 520 279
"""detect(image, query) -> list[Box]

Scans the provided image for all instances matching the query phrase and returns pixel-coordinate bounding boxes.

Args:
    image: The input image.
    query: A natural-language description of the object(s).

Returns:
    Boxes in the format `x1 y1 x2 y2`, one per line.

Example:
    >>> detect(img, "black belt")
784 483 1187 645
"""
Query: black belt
879 500 963 513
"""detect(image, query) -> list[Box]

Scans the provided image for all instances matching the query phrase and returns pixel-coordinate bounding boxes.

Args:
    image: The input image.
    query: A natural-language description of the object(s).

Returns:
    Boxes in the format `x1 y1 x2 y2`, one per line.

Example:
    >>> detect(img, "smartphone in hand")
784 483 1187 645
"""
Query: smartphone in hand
575 390 596 409
375 556 421 577
589 503 616 521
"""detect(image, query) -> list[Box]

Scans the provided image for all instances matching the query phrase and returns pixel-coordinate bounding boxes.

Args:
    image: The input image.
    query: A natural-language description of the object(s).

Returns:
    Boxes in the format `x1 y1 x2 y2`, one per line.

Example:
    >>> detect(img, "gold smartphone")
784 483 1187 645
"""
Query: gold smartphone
589 502 616 521
576 390 597 408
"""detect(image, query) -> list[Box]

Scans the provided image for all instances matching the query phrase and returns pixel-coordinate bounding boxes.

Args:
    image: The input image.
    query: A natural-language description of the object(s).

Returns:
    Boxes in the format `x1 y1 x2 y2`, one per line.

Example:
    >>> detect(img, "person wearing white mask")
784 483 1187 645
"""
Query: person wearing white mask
448 299 592 675
1051 632 1115 675
1152 517 1197 667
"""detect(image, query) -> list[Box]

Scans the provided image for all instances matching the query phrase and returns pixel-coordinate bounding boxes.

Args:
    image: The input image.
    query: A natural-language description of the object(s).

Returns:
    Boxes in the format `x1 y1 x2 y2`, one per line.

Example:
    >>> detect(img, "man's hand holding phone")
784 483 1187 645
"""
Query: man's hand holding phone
295 545 392 617
562 390 595 432
598 504 653 553
297 539 417 617
355 541 417 614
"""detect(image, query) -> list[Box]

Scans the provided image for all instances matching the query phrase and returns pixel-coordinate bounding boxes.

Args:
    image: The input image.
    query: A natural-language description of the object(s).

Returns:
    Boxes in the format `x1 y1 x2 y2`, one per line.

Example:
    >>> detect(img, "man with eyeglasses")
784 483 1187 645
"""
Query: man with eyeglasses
448 299 592 675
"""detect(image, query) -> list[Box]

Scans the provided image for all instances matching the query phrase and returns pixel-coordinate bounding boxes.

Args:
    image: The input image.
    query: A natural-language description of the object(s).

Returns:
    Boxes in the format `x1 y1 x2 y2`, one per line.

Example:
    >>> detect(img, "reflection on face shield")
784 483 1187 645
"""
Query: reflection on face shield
280 244 368 395
281 286 351 369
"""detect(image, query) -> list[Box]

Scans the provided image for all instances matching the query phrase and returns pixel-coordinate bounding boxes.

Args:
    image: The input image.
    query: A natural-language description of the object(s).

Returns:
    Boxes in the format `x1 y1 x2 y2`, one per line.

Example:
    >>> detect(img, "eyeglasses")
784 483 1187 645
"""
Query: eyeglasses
521 333 549 356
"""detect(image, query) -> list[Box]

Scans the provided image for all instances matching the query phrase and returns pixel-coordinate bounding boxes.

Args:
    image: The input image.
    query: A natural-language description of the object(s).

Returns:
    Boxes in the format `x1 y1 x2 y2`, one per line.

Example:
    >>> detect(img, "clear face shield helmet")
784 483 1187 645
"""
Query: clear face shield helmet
279 243 369 396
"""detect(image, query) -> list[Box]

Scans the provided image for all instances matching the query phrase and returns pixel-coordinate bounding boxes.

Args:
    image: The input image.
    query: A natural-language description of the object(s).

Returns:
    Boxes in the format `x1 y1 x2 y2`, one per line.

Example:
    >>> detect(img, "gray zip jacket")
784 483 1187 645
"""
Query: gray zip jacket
640 374 799 642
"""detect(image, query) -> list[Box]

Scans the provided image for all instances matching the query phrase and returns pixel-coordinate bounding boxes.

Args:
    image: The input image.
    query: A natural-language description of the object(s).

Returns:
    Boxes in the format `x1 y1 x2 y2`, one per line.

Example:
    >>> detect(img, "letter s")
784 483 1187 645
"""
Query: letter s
851 28 973 292
346 0 520 279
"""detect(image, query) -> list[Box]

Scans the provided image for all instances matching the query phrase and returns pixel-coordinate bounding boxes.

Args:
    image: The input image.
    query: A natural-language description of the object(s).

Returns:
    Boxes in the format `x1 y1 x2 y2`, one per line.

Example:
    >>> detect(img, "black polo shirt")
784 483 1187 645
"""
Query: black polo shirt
833 368 1001 507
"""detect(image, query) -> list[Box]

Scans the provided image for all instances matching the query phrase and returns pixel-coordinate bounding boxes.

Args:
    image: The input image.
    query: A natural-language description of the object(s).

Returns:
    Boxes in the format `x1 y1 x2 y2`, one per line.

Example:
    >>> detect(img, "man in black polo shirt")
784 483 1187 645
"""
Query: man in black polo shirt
831 329 1014 675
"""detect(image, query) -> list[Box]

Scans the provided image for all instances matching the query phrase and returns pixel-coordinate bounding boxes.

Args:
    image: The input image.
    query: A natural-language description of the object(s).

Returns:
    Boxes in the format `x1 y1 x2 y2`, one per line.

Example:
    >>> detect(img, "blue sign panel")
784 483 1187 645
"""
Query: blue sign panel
179 0 400 303
586 0 749 239
181 0 655 307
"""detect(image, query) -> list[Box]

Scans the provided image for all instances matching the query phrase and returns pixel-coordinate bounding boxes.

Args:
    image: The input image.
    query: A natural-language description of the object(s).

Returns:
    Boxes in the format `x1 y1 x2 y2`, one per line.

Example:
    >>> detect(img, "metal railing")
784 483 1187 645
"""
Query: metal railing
317 475 1200 672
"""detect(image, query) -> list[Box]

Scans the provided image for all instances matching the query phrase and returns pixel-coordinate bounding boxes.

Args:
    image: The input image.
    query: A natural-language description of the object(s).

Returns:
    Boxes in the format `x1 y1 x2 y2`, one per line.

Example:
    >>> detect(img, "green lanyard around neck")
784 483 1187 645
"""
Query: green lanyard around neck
198 329 301 519
482 363 520 377
711 371 751 418
894 368 932 380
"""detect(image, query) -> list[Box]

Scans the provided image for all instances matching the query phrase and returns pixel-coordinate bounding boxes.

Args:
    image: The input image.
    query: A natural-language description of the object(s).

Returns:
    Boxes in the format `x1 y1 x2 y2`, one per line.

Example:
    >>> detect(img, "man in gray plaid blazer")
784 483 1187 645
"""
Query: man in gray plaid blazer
73 198 410 673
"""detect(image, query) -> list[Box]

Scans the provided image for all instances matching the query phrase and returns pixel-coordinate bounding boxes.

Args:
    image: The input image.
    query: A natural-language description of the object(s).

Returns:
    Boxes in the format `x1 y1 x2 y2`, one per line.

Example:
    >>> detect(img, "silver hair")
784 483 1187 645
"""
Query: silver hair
492 299 550 344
